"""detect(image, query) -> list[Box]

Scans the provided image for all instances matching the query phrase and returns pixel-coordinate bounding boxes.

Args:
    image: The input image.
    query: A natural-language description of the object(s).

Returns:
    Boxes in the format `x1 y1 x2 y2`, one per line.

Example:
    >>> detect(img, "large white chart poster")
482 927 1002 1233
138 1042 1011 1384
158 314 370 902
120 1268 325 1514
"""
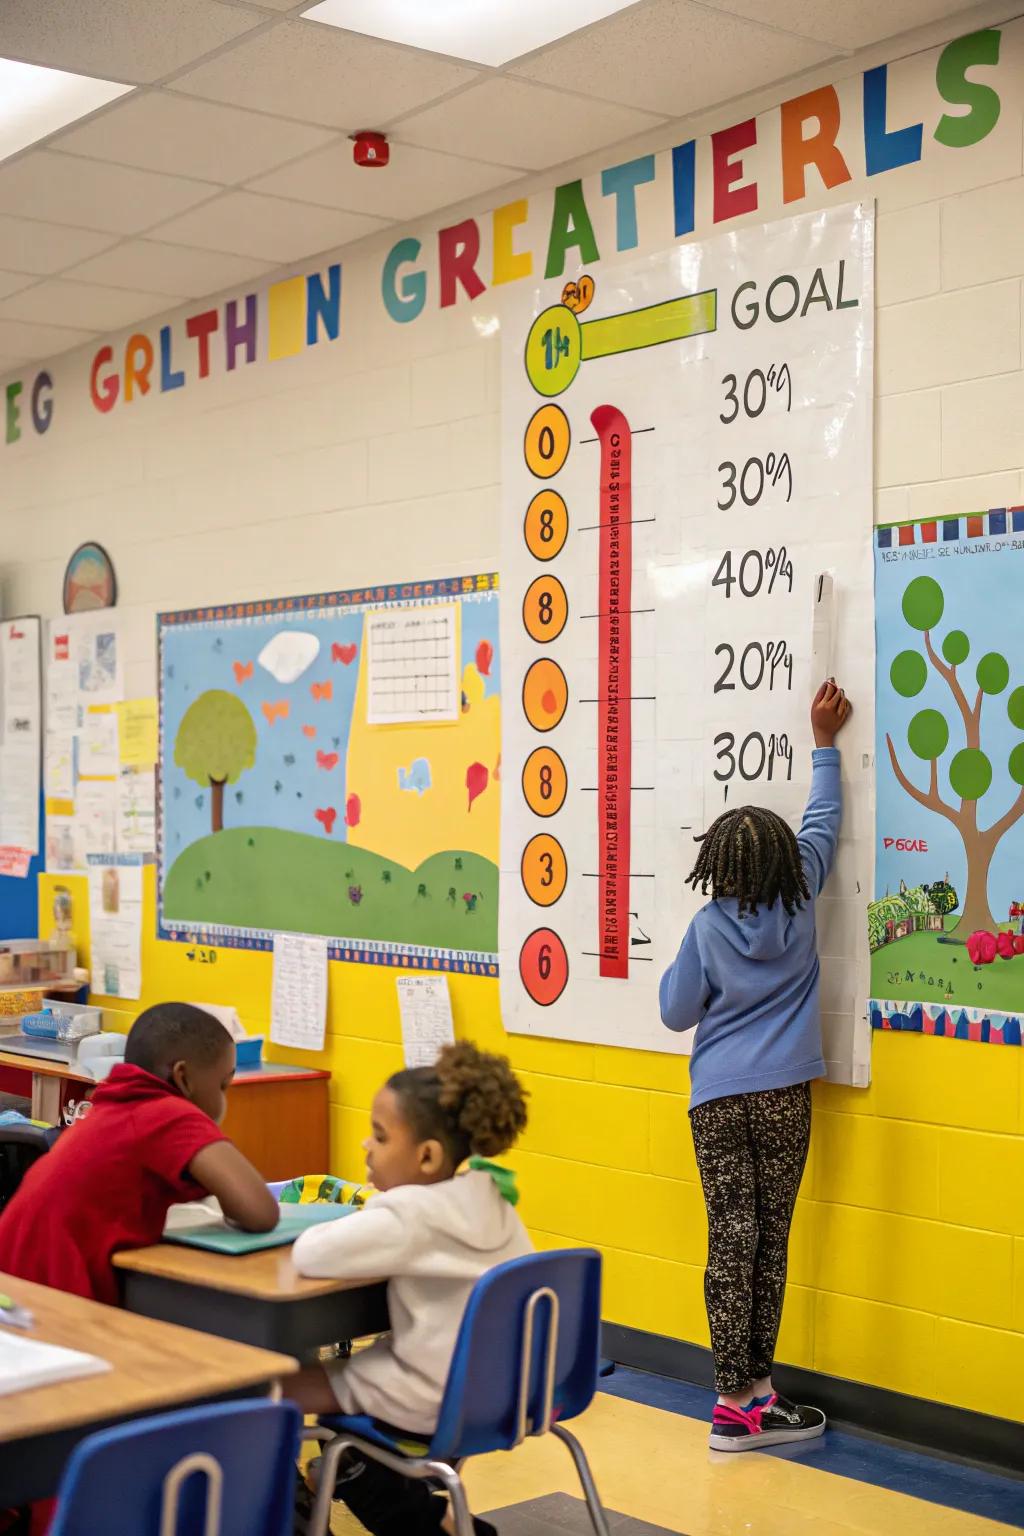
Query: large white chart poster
500 204 874 1084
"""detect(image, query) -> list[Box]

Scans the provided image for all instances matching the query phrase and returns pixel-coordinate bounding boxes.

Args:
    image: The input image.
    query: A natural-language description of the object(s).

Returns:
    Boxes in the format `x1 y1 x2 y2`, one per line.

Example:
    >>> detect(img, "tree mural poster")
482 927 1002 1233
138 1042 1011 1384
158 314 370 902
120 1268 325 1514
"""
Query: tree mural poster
158 575 500 974
871 510 1024 1045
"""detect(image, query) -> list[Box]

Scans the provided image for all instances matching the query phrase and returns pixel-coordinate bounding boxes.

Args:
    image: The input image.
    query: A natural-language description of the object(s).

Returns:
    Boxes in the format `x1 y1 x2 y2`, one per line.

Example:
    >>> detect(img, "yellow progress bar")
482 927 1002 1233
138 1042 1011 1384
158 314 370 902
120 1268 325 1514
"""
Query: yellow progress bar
580 289 717 362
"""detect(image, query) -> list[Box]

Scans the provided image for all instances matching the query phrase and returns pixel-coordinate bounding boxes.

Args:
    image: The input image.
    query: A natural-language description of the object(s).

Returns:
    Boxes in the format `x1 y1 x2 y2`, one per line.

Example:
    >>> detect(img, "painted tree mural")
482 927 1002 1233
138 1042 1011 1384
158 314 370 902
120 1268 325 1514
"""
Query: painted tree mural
175 690 257 834
888 575 1024 936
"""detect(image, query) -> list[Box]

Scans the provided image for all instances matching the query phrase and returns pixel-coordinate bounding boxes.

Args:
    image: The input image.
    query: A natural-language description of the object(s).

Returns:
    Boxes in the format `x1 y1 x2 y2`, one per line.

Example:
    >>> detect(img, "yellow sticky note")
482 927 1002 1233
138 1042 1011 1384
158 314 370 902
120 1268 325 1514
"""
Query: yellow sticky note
117 698 158 768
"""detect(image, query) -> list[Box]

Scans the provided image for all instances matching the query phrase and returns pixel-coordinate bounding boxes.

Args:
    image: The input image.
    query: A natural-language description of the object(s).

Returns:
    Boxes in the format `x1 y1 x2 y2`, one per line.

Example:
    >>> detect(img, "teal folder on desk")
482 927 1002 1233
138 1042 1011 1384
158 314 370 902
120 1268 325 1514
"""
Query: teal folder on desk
165 1202 358 1255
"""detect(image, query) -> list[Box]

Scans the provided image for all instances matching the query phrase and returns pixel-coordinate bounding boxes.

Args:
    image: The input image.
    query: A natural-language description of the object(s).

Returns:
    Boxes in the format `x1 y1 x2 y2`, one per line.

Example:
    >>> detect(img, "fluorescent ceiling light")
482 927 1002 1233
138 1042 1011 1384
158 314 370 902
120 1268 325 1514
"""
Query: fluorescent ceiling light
301 0 636 67
0 57 131 165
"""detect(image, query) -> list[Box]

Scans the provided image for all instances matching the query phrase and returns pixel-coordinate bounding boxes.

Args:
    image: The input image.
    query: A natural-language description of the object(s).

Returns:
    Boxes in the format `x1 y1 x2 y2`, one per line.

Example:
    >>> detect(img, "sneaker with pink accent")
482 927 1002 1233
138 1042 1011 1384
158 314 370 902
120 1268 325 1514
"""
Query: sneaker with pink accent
710 1393 826 1452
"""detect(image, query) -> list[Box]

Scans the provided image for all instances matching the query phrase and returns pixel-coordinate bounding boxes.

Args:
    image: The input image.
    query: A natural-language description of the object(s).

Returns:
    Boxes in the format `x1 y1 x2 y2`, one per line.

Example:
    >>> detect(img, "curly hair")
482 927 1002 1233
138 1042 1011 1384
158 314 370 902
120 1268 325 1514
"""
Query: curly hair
687 805 809 916
387 1041 528 1165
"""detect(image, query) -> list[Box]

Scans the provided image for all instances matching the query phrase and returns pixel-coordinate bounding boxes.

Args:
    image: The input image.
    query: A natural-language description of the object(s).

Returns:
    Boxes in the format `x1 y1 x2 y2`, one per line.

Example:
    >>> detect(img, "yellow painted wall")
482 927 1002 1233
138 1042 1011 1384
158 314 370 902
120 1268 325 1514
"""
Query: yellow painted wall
40 868 1024 1422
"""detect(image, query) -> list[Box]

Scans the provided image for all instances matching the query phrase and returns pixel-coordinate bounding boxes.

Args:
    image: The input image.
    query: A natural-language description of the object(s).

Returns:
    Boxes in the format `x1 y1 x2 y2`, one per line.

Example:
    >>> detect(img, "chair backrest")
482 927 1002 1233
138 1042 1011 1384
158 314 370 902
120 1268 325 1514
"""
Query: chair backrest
48 1400 301 1536
0 1125 51 1211
430 1248 602 1462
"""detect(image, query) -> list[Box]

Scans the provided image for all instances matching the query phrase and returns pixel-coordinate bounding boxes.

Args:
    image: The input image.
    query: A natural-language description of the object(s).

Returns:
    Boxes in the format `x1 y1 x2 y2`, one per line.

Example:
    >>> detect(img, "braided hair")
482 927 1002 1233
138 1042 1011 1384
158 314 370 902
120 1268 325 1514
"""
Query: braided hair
686 805 809 916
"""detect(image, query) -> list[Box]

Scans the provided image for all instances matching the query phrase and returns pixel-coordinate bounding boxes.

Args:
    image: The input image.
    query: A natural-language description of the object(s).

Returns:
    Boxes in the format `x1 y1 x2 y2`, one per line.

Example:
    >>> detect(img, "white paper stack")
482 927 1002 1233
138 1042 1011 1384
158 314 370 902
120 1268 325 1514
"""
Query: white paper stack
0 1331 111 1396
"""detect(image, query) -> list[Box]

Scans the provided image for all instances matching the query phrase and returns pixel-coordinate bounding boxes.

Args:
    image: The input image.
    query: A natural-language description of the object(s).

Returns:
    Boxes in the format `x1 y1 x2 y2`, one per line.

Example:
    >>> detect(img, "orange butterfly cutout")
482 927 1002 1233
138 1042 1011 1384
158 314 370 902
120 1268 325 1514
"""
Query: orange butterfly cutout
311 681 333 703
262 700 290 726
233 661 254 685
302 725 316 740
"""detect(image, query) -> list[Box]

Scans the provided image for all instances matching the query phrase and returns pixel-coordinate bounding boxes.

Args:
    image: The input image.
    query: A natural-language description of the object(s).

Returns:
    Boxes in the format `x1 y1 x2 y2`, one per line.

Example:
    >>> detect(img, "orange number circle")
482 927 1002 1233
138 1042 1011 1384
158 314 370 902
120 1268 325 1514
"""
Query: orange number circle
521 834 568 907
523 574 568 643
522 747 567 817
519 927 569 1006
522 658 568 732
524 490 568 561
524 404 570 479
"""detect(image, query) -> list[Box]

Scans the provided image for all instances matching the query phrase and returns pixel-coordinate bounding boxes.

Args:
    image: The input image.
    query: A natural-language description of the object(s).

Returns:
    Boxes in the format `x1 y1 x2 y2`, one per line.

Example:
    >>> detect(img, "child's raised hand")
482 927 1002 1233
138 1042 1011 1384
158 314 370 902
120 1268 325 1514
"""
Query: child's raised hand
811 678 851 748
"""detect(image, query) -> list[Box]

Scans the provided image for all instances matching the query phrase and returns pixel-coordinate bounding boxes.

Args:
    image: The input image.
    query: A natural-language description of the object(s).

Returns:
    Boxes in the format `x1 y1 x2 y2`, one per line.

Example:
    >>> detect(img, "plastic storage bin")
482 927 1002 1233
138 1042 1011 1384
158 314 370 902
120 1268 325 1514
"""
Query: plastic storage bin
234 1036 264 1068
19 1001 103 1042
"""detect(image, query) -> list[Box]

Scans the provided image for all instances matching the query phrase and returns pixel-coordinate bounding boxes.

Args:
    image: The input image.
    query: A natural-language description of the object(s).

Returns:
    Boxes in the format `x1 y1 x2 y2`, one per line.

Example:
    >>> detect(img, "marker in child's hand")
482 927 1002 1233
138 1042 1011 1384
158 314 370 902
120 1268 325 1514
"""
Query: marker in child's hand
0 1293 35 1329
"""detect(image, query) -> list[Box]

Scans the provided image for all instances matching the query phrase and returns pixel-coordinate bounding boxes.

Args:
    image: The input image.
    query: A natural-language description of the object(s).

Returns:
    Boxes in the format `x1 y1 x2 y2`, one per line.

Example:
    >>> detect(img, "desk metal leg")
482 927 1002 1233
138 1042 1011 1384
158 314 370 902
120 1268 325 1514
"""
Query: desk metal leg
33 1073 62 1124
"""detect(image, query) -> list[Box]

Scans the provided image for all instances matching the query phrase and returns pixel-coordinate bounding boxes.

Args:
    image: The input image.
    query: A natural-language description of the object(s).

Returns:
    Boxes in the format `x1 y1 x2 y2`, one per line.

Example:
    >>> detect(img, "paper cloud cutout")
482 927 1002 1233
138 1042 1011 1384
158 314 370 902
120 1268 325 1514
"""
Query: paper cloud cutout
257 631 320 685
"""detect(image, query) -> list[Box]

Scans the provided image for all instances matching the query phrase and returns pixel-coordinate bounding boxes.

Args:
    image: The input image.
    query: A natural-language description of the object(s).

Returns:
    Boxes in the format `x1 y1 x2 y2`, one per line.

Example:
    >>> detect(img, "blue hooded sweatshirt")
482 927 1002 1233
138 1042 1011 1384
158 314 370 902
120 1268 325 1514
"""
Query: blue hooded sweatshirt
659 748 841 1110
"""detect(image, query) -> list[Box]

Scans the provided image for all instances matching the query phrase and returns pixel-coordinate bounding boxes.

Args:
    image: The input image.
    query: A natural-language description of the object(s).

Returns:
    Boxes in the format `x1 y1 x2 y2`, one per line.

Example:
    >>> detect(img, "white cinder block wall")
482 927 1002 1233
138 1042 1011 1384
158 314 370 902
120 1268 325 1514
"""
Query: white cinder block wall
1 19 1022 688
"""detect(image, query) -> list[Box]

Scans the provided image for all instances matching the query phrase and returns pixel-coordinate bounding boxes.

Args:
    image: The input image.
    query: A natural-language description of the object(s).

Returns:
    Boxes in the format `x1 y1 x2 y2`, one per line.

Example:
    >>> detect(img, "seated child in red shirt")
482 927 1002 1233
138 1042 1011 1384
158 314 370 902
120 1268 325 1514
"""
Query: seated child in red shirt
0 1001 278 1305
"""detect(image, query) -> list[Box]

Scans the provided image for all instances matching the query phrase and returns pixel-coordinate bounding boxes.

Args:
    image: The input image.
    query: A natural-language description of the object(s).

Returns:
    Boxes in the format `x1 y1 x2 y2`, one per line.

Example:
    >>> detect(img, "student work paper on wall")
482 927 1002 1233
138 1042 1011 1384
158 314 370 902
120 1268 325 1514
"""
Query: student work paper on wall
116 698 157 768
45 613 124 874
0 616 41 866
87 853 144 1000
270 932 328 1051
366 604 459 725
499 204 875 1085
397 974 456 1068
871 511 1024 1049
79 706 119 779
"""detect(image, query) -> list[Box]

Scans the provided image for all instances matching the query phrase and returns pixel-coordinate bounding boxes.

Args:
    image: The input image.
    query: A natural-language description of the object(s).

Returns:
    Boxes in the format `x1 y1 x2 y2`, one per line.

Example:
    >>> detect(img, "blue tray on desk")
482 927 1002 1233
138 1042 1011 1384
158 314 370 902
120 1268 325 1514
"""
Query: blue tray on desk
165 1201 358 1255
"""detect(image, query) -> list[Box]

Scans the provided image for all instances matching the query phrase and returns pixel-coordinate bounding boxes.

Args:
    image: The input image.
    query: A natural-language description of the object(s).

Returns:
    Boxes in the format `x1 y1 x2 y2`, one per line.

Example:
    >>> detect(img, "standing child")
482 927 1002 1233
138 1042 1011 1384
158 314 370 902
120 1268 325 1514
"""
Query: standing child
290 1040 531 1536
0 1002 278 1304
660 680 851 1451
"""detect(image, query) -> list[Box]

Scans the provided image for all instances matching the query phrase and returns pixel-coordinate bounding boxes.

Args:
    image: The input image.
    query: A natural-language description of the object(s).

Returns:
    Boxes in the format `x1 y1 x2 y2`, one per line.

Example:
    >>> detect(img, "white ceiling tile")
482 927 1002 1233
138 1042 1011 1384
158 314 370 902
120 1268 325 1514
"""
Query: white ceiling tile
0 278 178 331
697 0 988 50
0 318 96 360
54 92 338 185
0 152 217 234
172 21 480 129
247 140 519 220
513 0 835 116
66 240 277 298
0 214 117 275
0 0 266 85
398 79 665 172
149 190 389 262
0 270 35 300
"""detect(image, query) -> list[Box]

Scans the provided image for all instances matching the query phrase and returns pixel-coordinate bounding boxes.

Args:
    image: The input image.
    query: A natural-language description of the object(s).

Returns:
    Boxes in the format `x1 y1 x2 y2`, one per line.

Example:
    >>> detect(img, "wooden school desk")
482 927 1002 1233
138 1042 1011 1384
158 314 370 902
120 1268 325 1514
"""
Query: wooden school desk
0 1271 297 1506
0 1053 330 1179
114 1241 389 1357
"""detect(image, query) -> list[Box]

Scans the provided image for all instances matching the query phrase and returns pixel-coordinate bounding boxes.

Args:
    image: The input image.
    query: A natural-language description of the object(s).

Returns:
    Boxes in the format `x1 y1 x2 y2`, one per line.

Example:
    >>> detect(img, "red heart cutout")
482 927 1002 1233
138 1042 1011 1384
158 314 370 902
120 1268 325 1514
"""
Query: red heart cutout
302 726 316 740
332 643 358 666
234 661 253 685
316 751 340 771
315 807 337 836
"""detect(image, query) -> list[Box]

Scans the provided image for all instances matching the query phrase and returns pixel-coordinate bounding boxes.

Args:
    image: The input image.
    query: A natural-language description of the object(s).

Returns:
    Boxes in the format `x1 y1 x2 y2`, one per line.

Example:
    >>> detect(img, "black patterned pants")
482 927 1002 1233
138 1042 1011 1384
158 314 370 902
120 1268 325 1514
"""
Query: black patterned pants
690 1082 811 1396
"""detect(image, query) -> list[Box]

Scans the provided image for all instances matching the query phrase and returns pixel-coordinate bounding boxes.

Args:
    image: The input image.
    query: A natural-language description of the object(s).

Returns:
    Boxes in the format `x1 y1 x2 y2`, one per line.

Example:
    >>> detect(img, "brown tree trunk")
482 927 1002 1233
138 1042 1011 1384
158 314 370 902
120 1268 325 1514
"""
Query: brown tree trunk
950 826 996 936
210 778 226 834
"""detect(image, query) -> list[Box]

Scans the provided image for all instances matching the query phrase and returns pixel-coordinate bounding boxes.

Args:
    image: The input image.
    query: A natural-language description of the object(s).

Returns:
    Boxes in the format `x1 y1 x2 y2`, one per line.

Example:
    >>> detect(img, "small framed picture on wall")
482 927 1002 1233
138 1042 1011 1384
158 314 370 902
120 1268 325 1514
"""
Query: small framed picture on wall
63 542 117 613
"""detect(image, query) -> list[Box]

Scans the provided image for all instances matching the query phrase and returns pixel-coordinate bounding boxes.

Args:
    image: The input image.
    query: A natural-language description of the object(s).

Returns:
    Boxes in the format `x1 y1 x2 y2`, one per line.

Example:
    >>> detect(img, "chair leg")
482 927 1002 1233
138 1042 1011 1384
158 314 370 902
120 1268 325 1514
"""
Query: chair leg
551 1424 611 1536
426 1459 476 1536
308 1433 356 1536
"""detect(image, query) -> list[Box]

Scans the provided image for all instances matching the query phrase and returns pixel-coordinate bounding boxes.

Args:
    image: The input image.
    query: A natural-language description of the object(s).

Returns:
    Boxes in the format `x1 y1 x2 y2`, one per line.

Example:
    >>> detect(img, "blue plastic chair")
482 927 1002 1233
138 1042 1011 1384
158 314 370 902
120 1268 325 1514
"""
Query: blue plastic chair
306 1249 610 1536
48 1400 301 1536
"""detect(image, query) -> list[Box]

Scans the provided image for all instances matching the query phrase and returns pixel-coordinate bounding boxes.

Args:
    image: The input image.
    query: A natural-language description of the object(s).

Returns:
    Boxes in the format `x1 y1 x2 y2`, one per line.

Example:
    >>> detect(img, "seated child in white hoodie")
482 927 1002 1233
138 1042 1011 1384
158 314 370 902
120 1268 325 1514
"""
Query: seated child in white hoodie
290 1041 532 1536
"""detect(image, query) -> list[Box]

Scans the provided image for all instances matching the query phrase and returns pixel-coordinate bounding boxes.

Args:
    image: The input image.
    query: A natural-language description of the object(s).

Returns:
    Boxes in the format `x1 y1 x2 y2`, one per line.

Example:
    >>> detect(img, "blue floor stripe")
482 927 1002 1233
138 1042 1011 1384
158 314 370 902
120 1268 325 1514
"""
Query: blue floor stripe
600 1367 1024 1529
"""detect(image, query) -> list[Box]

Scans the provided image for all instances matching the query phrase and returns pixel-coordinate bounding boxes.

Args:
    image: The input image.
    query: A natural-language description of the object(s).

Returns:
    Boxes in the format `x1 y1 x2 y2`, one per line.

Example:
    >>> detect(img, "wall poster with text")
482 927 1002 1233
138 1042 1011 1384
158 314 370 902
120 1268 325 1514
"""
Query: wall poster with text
500 203 875 1083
